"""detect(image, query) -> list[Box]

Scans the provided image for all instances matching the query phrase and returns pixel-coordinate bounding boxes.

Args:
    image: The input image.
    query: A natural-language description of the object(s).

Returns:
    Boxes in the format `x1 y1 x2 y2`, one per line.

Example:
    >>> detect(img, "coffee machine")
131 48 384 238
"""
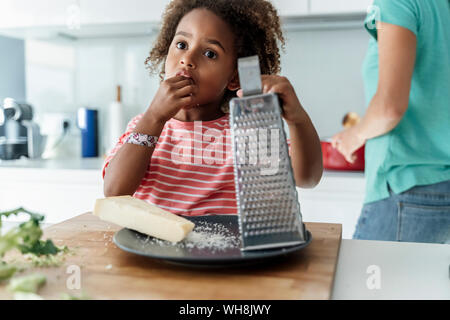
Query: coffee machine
0 98 46 160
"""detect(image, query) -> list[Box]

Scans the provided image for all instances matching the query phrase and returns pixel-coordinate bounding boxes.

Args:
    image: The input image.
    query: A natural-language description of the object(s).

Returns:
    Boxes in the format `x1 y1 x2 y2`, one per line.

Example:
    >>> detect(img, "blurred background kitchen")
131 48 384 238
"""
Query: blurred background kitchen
0 0 371 237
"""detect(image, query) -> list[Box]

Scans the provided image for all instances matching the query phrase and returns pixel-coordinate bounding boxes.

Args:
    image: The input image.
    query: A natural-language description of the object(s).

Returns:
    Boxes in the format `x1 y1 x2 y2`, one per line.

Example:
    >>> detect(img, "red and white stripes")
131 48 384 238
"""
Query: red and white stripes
103 114 238 216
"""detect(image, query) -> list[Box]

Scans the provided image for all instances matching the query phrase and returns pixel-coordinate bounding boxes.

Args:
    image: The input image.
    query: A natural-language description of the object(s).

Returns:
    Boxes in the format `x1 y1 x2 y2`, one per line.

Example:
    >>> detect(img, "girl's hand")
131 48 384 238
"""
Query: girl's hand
237 75 308 125
146 75 197 123
331 125 366 163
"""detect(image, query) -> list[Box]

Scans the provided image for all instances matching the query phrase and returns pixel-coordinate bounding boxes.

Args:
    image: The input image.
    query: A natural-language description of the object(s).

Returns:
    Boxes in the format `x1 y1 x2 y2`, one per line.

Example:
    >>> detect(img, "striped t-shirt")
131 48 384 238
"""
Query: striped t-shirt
103 114 237 216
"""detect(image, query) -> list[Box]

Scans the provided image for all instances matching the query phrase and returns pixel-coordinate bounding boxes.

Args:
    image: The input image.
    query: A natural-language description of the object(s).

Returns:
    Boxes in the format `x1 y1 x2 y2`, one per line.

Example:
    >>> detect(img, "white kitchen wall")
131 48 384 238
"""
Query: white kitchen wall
74 35 160 155
281 26 369 138
24 22 371 155
25 35 160 156
74 36 159 119
0 35 26 102
25 40 76 114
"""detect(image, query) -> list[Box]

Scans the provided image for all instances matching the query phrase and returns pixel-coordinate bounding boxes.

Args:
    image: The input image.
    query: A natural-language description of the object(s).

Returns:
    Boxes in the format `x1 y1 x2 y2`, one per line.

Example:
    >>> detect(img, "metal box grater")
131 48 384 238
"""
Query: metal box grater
229 55 307 251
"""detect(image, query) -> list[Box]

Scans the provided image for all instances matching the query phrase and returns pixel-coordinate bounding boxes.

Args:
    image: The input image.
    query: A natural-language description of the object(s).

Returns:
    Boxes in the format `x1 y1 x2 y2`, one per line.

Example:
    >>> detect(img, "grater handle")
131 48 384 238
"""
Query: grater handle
238 56 263 97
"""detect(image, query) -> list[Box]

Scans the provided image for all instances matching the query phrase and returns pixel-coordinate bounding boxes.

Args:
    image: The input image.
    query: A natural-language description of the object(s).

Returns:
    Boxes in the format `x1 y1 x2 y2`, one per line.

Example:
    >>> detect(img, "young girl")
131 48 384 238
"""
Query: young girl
103 0 323 216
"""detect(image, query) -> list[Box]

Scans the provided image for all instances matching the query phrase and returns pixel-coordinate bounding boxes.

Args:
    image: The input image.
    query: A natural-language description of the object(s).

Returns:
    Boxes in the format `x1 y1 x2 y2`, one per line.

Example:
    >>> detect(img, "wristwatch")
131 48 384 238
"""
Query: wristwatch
125 132 158 148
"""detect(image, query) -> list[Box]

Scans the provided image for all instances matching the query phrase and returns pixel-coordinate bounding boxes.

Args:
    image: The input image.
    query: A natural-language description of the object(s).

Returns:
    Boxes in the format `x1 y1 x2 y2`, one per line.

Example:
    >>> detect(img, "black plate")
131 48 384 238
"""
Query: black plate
113 215 312 267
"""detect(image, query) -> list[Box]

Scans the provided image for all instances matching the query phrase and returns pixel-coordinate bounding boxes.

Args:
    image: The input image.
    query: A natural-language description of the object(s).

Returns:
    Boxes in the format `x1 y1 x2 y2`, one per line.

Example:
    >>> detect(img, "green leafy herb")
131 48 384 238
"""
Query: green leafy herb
0 207 44 229
0 207 74 299
0 207 62 257
7 273 46 293
25 250 68 268
0 262 17 281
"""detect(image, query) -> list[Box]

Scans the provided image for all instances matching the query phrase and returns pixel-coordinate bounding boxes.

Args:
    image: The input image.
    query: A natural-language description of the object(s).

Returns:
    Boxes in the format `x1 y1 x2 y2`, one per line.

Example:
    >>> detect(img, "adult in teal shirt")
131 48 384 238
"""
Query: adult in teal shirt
332 0 450 243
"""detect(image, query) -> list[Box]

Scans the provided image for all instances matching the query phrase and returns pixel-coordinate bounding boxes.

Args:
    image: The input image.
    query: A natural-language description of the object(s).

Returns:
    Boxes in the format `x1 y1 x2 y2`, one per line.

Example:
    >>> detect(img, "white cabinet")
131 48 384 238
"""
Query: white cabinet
272 0 309 16
0 0 371 30
0 172 103 224
0 0 170 29
0 160 104 224
310 0 373 15
0 0 72 29
298 171 365 239
78 0 171 25
0 0 373 39
2 0 312 39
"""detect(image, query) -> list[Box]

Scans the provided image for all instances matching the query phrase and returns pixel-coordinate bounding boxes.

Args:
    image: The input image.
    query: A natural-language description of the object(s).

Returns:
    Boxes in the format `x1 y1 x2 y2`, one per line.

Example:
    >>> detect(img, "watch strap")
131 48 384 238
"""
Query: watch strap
125 132 158 148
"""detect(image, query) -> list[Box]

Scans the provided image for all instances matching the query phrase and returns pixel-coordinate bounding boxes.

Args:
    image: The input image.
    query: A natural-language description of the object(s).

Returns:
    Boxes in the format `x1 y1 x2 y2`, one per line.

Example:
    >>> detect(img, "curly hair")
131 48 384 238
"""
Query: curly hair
145 0 285 112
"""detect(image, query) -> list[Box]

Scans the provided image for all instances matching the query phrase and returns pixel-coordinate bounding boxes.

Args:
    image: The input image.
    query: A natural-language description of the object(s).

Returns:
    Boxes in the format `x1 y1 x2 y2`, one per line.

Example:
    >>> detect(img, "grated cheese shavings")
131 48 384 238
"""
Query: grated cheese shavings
135 221 240 252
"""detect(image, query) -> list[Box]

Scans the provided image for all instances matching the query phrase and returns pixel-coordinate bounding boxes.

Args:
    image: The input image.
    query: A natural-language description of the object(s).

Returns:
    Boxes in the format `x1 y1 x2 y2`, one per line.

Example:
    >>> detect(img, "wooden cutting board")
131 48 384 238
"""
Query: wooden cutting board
0 213 341 300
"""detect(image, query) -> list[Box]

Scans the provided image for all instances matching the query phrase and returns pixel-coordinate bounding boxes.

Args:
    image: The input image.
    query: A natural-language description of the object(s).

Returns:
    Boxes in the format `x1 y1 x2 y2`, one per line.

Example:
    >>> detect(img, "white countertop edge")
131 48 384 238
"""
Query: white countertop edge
332 239 450 300
0 157 105 171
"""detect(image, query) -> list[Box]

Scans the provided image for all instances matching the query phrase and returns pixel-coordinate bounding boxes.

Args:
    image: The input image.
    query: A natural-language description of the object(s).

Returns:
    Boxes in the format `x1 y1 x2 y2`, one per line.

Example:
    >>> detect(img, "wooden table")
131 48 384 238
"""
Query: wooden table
0 213 342 300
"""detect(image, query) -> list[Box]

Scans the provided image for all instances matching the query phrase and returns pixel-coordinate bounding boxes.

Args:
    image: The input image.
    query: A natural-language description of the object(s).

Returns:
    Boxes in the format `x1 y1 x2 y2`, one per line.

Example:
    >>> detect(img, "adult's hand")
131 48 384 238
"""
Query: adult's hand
331 125 365 163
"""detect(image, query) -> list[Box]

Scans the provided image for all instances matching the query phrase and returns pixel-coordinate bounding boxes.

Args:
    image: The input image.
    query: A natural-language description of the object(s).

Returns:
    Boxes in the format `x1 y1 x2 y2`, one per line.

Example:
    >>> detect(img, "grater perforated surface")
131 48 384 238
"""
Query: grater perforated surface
230 56 307 251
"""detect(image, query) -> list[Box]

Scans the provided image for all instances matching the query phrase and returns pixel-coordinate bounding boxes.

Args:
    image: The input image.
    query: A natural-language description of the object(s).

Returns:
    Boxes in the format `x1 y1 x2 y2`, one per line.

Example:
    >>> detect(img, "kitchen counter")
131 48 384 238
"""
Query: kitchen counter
0 157 104 184
0 156 364 189
332 239 450 299
2 213 447 300
0 157 365 178
0 213 343 300
0 156 105 171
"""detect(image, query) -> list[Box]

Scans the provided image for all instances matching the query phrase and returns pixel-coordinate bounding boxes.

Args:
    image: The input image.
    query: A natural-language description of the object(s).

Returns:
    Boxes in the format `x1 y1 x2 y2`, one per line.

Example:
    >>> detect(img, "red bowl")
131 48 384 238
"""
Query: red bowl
321 140 365 171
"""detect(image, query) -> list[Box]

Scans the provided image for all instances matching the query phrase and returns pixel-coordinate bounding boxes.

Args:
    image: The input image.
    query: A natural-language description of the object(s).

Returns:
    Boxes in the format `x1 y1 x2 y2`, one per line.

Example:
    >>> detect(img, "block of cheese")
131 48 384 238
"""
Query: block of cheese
93 196 195 242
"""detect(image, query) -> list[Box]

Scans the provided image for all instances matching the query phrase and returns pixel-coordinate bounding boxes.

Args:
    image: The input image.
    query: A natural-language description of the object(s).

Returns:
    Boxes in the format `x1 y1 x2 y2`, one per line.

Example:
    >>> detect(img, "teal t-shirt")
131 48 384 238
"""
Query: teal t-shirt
361 0 450 203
